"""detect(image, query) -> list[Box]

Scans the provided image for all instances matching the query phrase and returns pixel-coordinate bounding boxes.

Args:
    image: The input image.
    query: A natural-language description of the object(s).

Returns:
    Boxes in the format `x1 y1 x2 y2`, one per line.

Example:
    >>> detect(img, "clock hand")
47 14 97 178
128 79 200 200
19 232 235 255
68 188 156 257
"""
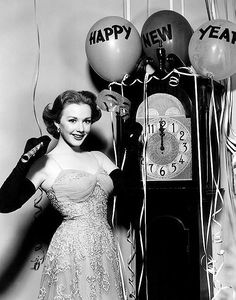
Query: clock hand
159 120 166 152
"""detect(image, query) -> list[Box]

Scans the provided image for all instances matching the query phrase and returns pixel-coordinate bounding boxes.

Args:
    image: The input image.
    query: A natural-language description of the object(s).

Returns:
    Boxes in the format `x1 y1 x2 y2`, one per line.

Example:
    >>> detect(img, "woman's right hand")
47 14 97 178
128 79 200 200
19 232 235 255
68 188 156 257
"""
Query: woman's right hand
21 135 51 164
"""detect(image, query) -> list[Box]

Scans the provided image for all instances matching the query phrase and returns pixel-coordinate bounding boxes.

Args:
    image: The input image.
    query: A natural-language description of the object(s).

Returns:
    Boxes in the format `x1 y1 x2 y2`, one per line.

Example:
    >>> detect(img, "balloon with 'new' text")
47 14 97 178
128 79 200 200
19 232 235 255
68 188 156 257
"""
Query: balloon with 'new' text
141 10 193 67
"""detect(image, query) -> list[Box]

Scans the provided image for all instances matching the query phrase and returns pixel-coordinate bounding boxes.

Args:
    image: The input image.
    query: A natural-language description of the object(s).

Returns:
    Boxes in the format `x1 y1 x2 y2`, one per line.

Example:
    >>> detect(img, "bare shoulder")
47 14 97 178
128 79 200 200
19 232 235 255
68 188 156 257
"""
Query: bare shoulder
91 150 108 161
91 150 112 164
91 151 117 174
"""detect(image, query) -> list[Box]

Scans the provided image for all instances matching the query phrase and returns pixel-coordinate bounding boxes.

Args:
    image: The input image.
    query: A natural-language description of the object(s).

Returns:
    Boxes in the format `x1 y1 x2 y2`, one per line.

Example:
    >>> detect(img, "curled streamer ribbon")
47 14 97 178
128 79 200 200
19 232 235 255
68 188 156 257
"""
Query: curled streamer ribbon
169 72 180 87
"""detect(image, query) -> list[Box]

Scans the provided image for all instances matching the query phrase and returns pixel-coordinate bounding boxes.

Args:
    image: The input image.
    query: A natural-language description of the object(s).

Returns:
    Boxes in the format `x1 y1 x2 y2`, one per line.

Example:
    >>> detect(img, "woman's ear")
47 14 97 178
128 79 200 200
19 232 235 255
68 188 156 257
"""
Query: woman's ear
54 121 60 132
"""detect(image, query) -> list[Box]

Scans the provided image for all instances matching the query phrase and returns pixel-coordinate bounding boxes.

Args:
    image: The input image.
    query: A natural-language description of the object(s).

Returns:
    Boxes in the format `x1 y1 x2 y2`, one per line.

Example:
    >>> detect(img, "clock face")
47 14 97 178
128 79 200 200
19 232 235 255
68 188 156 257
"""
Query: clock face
144 116 192 180
136 93 192 181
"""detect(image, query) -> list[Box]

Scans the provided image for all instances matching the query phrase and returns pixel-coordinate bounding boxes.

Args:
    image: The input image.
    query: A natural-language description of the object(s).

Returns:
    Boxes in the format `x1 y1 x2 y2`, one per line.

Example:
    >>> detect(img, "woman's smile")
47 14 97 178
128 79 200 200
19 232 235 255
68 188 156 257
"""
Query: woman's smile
72 133 85 140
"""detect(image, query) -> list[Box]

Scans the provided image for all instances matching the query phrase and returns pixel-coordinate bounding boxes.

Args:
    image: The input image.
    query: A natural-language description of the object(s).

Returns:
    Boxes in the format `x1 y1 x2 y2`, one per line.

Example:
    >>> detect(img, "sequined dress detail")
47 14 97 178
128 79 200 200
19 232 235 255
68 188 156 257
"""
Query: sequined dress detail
37 167 124 300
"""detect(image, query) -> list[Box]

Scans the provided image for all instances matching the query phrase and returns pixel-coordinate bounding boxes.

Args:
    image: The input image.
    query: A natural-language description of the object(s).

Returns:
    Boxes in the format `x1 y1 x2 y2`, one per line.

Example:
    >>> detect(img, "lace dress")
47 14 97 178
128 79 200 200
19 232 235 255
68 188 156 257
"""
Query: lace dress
37 168 124 300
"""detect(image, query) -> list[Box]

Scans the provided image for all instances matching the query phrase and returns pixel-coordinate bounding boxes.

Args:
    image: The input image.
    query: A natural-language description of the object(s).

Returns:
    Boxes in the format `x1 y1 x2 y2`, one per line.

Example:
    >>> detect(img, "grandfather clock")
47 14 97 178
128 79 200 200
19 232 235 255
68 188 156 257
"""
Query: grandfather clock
120 66 223 300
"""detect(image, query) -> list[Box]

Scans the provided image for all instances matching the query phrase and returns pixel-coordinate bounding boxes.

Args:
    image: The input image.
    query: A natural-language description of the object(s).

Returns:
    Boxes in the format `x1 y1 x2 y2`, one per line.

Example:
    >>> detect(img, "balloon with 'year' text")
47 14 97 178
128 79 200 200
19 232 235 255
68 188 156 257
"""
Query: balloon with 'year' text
85 16 142 82
188 19 236 80
141 10 193 67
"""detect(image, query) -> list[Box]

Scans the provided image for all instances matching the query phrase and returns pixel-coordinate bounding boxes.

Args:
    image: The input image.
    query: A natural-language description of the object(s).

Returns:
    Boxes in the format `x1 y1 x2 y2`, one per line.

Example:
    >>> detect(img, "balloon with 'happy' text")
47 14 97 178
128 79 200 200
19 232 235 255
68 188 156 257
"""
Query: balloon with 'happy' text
85 16 142 82
188 19 236 80
141 10 193 67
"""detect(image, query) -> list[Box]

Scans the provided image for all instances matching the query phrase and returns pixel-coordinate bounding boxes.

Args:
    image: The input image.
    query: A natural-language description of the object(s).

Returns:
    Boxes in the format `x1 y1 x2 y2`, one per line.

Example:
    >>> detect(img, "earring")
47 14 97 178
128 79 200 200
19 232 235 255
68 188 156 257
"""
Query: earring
57 127 60 133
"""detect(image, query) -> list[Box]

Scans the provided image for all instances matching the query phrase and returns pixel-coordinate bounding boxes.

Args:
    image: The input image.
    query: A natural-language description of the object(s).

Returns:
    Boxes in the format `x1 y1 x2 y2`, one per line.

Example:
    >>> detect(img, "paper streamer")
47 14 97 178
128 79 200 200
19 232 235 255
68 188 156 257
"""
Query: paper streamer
108 75 138 299
33 0 42 136
123 0 131 21
181 0 185 16
29 0 47 271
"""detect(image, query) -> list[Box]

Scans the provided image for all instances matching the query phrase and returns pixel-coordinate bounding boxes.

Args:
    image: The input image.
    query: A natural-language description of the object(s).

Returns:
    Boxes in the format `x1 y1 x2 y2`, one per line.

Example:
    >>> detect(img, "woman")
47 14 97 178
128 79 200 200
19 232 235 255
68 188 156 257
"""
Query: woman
0 90 125 300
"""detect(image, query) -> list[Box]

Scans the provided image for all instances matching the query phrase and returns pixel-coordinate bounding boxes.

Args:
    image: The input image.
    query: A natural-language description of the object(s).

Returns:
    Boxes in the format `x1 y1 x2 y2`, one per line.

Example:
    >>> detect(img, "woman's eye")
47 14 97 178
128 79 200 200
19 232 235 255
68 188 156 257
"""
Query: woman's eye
68 119 76 123
84 119 91 124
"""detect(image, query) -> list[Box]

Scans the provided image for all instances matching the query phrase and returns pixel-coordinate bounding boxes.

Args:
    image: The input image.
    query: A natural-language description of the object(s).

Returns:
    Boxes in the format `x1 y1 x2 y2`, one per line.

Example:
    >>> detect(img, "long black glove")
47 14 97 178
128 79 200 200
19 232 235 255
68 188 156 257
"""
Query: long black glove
0 136 51 213
109 168 124 196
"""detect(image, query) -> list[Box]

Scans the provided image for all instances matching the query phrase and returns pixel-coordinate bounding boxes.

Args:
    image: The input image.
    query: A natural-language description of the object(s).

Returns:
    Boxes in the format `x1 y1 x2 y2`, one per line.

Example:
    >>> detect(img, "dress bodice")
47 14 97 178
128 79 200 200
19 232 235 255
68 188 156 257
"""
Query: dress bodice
46 168 114 221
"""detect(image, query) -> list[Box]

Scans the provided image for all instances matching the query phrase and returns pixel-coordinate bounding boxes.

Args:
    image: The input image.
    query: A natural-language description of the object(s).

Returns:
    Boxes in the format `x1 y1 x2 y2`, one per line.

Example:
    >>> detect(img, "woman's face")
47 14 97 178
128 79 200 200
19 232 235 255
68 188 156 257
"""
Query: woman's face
55 103 92 148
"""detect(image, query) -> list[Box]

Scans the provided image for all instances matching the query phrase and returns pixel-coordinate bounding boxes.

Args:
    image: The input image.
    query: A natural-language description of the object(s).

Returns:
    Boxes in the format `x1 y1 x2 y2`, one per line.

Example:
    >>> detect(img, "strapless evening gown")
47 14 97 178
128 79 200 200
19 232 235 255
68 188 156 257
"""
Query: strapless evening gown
37 168 124 300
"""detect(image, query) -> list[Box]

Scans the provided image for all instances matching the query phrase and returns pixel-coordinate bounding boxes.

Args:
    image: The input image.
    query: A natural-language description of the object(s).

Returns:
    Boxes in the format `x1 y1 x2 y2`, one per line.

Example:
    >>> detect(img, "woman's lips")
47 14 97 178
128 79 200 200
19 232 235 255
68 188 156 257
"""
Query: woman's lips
73 134 84 140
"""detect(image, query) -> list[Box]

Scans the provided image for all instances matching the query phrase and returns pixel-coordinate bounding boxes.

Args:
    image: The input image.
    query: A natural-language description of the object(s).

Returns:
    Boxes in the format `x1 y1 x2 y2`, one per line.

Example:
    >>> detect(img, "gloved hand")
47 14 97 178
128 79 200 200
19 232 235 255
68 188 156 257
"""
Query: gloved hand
20 135 51 168
0 135 51 213
123 120 143 152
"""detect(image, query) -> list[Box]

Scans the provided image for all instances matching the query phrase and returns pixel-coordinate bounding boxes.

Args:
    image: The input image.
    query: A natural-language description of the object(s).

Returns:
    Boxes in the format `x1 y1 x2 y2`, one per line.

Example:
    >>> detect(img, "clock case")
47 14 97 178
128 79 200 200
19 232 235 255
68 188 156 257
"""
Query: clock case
117 69 223 192
112 59 224 299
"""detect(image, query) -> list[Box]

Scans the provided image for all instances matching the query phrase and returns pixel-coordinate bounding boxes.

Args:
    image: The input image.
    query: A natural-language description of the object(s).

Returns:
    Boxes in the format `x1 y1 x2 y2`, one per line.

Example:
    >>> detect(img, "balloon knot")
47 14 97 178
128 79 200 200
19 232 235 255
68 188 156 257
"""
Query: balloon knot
206 72 214 79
